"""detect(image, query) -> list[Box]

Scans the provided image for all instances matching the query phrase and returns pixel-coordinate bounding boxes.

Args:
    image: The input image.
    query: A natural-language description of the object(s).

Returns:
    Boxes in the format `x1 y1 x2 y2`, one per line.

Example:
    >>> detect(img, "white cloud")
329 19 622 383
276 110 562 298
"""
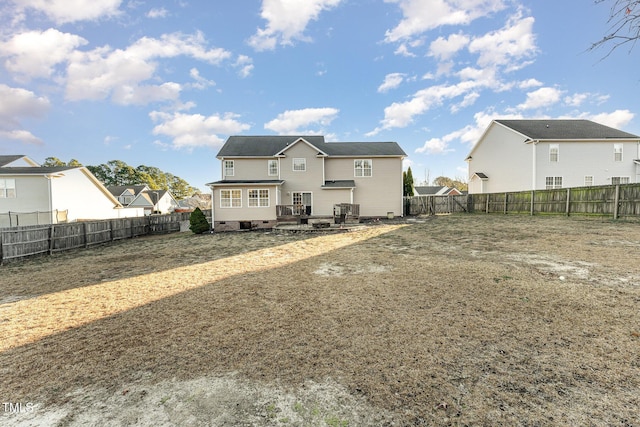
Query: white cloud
564 93 589 107
65 32 232 105
234 55 254 78
188 68 216 90
384 0 506 42
147 7 168 18
584 110 634 129
16 0 122 24
469 13 537 70
428 32 470 61
264 107 339 134
517 87 564 110
468 12 537 69
368 79 483 135
0 84 50 145
150 111 251 149
518 78 543 89
248 0 343 51
415 137 450 154
0 28 87 81
378 73 405 93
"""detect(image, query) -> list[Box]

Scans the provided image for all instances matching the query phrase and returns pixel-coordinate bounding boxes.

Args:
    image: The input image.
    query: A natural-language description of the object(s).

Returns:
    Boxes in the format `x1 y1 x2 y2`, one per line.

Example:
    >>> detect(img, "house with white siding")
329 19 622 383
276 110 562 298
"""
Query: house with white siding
466 120 640 194
207 136 406 231
0 155 132 226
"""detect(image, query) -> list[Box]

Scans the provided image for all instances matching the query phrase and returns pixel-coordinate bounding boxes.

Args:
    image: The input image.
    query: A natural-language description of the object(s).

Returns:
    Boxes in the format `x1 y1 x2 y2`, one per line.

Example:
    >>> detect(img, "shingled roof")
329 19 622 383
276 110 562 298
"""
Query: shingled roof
495 119 639 140
216 136 406 157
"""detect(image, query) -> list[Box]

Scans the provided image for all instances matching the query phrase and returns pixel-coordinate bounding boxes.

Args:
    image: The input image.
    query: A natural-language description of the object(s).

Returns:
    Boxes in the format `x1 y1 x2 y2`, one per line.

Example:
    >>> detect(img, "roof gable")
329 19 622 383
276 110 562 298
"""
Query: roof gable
0 155 40 167
275 137 328 156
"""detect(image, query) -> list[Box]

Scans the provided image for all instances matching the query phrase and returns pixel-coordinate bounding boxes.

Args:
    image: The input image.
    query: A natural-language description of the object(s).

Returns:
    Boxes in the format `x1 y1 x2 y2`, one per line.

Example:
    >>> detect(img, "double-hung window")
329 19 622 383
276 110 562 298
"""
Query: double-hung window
248 189 269 207
611 176 630 185
549 144 559 163
220 189 241 208
614 144 623 162
354 159 372 177
545 176 562 189
0 179 16 198
224 160 235 177
584 176 594 186
268 159 278 176
293 158 306 171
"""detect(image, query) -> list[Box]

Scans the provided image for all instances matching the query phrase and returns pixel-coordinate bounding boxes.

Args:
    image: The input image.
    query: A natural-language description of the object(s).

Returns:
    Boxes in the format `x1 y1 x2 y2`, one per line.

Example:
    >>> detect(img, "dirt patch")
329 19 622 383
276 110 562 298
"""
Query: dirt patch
1 215 640 426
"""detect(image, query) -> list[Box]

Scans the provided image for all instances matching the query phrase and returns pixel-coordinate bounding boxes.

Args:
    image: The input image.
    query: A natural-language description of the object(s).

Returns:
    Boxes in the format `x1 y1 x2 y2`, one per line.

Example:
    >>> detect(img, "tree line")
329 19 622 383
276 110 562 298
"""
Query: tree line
42 157 198 200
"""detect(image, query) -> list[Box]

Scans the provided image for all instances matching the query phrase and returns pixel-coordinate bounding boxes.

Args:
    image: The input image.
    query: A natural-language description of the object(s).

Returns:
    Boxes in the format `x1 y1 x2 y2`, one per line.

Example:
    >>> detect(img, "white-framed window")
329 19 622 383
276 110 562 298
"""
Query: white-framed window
248 189 269 207
224 160 234 177
611 176 630 185
584 176 594 186
614 144 623 162
354 159 372 177
220 189 241 208
545 176 562 189
293 158 306 171
549 144 559 162
0 178 16 198
268 159 278 176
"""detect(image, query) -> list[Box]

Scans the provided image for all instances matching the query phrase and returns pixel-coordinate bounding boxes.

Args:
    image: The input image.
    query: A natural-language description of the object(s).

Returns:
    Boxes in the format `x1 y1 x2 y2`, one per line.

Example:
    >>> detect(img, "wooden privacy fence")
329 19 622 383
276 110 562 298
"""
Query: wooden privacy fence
405 183 640 219
0 212 191 263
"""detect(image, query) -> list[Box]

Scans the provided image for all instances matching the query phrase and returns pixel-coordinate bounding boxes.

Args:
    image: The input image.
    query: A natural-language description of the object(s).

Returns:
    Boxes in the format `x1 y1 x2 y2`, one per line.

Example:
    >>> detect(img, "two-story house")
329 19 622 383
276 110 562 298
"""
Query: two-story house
207 136 406 231
0 155 125 226
107 185 179 215
466 119 640 194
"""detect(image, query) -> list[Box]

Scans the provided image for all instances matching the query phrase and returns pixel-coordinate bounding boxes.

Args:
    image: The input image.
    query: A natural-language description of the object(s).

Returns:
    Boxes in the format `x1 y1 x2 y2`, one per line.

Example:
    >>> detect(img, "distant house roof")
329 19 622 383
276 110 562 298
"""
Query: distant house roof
107 185 149 198
414 186 446 195
217 136 406 158
0 155 32 167
495 119 640 140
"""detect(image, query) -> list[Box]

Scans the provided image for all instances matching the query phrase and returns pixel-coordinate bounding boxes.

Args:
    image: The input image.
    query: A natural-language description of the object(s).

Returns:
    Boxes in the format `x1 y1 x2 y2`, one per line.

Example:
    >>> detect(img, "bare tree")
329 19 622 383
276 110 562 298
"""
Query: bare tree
591 0 640 57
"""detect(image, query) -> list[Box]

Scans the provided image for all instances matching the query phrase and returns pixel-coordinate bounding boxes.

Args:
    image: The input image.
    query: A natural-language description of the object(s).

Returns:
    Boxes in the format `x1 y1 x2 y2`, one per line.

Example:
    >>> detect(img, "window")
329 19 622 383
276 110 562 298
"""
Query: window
293 158 306 171
545 176 562 189
220 189 241 208
584 176 594 186
248 189 269 207
611 176 630 185
354 159 372 177
268 159 278 176
224 160 234 177
614 144 623 162
0 179 16 198
549 144 559 162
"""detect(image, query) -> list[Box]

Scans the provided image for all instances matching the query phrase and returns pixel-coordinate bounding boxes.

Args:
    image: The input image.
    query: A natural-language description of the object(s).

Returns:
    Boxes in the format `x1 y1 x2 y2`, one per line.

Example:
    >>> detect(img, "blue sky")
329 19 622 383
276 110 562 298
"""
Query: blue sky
0 0 637 191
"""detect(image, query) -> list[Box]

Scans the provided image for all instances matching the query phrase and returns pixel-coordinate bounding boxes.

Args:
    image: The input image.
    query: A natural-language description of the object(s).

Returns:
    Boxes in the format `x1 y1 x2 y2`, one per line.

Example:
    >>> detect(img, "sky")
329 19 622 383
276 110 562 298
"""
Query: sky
0 0 638 191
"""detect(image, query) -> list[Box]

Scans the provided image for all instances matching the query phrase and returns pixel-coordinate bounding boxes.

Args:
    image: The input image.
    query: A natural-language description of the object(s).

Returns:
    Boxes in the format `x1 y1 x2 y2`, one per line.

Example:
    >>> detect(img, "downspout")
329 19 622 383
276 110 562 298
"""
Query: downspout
531 140 538 190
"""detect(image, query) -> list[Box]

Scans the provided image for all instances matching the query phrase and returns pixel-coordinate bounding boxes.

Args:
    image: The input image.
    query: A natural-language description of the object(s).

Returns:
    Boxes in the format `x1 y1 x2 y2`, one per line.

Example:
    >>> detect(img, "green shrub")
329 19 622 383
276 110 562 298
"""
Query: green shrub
189 207 210 234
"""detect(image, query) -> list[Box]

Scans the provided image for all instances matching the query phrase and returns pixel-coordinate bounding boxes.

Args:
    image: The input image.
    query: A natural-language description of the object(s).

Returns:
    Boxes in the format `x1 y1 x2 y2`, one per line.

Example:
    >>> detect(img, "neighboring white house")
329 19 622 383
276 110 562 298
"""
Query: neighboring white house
0 155 129 225
466 119 640 194
107 185 179 215
207 136 406 231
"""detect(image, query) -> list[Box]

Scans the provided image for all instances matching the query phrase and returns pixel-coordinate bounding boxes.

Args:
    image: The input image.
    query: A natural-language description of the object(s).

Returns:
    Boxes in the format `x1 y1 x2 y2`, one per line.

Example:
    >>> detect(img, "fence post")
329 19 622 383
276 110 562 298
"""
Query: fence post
530 191 535 216
48 224 55 255
565 188 571 216
503 193 508 214
485 194 490 213
613 185 620 219
0 229 4 264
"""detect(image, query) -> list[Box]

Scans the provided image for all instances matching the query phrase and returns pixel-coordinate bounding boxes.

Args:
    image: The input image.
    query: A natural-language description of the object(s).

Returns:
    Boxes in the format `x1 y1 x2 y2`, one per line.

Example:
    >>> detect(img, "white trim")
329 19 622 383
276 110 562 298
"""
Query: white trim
274 137 328 157
354 159 373 177
292 158 306 172
220 188 242 208
268 159 278 176
224 160 235 177
248 188 270 207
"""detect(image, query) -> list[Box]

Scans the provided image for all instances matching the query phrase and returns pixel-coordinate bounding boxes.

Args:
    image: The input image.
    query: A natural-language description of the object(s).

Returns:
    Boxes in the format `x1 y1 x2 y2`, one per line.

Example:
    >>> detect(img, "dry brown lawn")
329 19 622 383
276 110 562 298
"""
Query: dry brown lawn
1 214 639 426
